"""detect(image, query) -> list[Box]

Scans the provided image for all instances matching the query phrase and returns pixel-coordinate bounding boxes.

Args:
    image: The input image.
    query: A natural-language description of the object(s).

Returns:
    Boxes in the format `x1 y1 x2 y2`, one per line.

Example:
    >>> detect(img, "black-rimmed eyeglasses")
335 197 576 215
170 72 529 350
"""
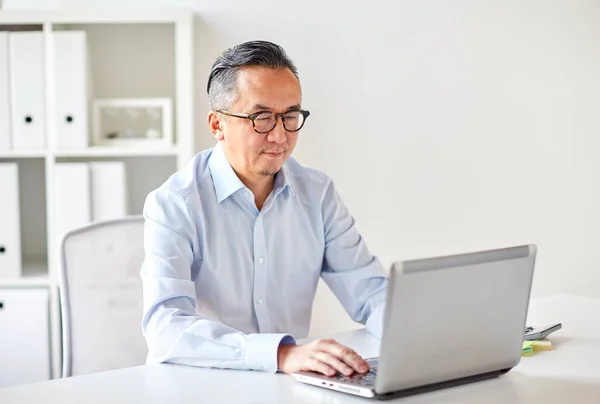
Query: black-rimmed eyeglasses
216 109 310 134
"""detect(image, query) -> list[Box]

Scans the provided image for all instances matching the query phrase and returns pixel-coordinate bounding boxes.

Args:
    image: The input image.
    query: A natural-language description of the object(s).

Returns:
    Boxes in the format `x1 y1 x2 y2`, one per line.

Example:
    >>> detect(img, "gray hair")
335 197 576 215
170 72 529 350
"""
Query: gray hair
207 40 300 111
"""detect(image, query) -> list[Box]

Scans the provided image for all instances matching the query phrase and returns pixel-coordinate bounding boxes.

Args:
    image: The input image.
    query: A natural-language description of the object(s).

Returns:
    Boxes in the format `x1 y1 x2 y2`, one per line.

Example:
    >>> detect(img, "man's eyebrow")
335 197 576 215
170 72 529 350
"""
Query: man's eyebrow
250 104 301 112
249 104 271 112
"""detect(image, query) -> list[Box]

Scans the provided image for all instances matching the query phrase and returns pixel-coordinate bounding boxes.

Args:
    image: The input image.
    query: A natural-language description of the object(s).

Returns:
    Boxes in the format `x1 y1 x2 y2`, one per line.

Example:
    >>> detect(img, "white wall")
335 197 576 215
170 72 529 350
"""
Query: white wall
7 0 600 336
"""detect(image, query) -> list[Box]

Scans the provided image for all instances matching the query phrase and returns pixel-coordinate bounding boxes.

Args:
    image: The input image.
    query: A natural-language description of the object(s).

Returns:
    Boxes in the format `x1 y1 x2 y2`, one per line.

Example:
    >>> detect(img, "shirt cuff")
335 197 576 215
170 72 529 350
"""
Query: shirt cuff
244 333 296 373
365 302 386 338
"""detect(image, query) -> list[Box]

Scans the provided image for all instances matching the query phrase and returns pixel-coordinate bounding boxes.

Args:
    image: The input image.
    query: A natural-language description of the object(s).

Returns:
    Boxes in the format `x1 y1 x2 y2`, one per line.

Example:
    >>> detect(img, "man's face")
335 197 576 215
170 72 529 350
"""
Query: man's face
220 66 302 178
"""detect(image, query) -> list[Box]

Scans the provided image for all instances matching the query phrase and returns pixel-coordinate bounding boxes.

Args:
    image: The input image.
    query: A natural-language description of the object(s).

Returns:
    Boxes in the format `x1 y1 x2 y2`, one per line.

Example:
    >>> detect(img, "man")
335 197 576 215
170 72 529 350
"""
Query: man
141 40 388 377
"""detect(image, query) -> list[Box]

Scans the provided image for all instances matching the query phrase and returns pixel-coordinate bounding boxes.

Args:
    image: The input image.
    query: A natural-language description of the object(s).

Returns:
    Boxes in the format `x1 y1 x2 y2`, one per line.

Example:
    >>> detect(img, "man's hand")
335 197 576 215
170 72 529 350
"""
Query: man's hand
277 338 369 376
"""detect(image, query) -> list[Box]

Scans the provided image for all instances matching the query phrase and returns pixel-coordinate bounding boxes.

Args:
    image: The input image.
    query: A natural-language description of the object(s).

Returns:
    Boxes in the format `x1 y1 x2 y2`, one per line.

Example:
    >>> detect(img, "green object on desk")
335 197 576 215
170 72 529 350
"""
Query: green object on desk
522 341 536 354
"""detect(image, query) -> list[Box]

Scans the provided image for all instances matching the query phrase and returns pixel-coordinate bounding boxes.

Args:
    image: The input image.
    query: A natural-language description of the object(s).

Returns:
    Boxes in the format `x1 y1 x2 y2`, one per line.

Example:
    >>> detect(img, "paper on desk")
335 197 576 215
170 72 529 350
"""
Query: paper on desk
532 340 553 351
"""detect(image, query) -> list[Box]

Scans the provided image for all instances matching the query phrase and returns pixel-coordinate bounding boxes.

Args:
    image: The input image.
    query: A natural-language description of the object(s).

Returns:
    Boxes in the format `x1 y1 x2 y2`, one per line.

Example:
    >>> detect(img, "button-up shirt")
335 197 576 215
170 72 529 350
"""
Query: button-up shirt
141 142 388 373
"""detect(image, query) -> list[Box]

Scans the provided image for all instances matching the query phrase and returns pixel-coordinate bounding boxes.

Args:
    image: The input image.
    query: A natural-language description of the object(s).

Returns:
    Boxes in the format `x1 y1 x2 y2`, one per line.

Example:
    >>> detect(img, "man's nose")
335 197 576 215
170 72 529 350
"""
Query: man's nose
267 118 287 144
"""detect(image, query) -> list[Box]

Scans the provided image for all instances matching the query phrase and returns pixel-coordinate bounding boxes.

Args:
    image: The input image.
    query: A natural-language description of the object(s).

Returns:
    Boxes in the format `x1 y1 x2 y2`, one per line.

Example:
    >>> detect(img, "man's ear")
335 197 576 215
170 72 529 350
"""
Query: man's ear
207 111 225 141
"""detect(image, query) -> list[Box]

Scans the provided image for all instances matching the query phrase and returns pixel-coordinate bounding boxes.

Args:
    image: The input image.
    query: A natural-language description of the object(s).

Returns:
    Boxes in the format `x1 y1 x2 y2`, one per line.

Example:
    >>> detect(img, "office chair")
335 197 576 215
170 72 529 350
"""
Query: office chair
59 216 148 377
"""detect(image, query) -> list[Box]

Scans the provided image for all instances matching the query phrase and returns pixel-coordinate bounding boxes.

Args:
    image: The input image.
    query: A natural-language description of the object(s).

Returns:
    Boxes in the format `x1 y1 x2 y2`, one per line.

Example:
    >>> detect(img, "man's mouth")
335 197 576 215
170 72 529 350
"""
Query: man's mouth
263 151 284 158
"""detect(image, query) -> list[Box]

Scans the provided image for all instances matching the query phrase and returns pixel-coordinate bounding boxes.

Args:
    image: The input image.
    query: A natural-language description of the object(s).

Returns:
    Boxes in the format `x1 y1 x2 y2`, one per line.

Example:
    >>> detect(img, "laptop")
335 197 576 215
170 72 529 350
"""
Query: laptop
292 245 537 400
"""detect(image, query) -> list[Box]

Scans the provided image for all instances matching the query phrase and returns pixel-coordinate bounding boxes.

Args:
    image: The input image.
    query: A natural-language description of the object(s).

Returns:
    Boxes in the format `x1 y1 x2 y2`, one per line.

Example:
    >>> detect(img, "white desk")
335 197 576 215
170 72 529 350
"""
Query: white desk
1 295 600 403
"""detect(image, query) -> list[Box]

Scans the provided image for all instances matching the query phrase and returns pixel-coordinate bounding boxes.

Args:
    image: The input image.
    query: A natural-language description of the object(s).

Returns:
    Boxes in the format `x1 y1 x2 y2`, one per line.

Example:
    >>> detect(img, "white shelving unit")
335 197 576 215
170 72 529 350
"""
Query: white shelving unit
0 8 196 384
53 147 179 158
0 150 47 158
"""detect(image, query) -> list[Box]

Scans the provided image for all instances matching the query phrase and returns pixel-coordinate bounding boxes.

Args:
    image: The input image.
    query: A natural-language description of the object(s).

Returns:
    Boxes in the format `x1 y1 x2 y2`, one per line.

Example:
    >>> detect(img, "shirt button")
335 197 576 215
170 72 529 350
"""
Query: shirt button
246 192 252 198
257 297 264 305
257 257 264 264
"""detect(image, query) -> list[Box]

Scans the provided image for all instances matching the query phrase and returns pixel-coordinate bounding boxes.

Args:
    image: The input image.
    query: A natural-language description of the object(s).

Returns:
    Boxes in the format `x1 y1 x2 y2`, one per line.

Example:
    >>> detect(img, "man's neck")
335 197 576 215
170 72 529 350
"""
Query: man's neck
236 170 274 211
220 145 275 210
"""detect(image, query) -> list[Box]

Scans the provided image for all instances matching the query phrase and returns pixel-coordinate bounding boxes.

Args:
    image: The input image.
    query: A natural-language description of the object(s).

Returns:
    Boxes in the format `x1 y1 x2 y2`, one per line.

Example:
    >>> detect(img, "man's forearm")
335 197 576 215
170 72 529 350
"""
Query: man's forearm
143 297 295 372
365 301 386 338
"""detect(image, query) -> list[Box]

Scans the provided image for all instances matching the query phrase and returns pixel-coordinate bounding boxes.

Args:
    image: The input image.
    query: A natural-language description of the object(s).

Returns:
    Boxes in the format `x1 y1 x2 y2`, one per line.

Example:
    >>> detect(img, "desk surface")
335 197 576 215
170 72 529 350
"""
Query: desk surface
2 294 600 403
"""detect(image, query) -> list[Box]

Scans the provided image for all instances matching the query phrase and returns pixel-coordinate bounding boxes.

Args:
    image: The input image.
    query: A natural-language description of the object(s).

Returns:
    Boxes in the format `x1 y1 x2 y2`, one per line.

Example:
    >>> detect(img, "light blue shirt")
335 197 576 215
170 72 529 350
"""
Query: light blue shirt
141 142 388 373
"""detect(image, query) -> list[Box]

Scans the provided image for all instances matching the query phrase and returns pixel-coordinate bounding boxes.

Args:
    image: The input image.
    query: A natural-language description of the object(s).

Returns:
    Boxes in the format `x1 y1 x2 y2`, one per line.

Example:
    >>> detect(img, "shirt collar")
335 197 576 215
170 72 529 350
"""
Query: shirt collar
208 142 246 203
273 165 295 198
208 142 296 203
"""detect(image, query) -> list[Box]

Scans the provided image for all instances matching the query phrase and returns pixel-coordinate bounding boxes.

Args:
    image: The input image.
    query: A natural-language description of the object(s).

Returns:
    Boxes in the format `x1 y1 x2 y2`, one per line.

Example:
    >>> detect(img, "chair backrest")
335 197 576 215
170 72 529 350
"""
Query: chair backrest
59 216 148 377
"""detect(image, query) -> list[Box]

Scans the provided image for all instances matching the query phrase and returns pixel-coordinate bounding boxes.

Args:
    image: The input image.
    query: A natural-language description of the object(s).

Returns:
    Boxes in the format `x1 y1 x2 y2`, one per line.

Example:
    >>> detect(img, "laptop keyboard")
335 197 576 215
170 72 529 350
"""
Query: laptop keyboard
332 357 378 386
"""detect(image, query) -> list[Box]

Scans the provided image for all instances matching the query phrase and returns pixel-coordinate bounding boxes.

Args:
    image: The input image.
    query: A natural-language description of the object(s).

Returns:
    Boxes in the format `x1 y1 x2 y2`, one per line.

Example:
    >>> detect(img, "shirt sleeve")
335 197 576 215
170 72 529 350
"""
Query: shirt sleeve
319 178 389 338
140 186 295 373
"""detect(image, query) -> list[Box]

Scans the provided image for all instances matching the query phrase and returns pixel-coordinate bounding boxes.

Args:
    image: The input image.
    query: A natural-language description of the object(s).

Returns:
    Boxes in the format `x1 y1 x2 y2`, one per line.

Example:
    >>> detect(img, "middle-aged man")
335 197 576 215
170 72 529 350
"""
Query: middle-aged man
141 40 389 378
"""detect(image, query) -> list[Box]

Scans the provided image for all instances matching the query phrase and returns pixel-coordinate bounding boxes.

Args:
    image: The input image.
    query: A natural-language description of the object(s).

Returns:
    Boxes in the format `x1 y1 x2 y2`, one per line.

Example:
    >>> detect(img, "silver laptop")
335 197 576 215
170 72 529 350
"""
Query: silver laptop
292 245 536 400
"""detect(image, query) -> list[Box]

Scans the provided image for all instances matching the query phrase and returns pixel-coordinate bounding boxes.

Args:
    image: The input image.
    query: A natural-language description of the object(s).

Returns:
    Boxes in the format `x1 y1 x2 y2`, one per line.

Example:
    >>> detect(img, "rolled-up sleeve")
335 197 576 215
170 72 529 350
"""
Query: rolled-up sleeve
141 186 294 372
319 179 388 338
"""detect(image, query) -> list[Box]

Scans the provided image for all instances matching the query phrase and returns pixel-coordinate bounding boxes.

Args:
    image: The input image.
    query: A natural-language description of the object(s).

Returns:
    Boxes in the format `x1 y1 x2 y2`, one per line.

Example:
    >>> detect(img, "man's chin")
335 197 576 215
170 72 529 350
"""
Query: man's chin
258 167 280 176
254 156 285 176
